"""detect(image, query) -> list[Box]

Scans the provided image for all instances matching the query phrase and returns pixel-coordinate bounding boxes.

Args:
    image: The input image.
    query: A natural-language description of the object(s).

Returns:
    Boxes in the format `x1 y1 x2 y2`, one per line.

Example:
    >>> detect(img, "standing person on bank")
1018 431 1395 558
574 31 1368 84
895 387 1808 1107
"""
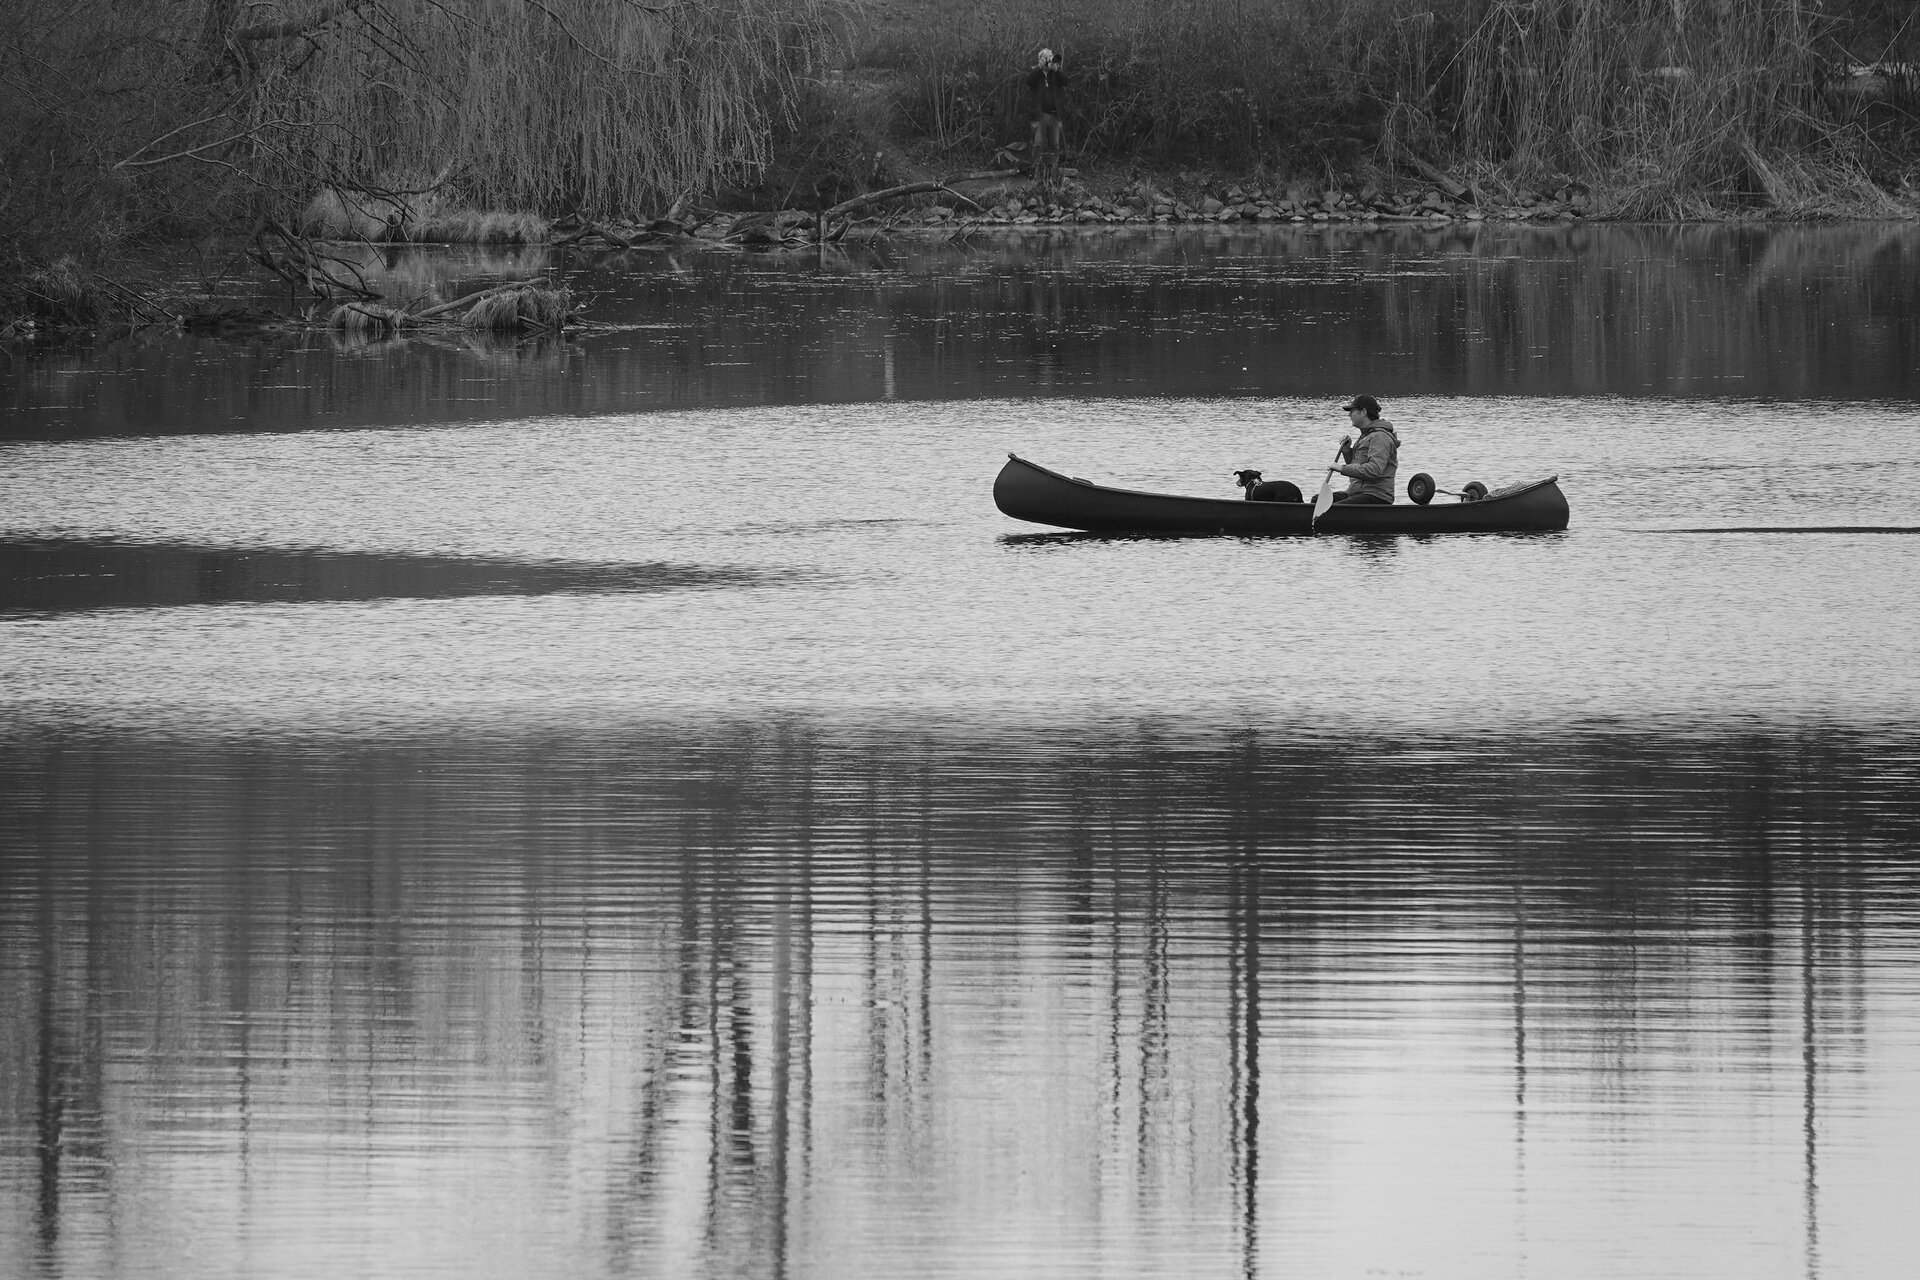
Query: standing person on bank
1026 48 1067 178
1330 395 1399 505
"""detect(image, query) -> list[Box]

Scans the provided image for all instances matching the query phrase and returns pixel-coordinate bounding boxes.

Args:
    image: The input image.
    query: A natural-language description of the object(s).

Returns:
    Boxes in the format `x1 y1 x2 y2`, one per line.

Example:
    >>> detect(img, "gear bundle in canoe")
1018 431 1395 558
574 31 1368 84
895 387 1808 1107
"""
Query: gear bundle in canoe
993 454 1569 536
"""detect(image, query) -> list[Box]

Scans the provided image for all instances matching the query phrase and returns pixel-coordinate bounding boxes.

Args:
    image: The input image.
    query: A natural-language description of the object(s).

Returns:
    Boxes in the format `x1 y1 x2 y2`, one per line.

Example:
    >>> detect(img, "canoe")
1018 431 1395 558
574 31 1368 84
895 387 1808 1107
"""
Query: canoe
993 453 1569 536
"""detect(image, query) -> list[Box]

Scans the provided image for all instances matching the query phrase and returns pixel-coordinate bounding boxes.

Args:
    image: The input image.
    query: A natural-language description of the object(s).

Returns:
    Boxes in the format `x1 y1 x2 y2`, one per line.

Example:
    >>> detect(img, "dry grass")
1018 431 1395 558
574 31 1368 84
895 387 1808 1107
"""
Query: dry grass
17 258 105 326
464 285 570 332
858 0 1401 168
262 0 856 216
327 302 409 334
300 189 408 240
302 191 552 244
6 0 1918 309
866 0 1920 215
405 209 551 244
1431 0 1885 213
3 0 855 276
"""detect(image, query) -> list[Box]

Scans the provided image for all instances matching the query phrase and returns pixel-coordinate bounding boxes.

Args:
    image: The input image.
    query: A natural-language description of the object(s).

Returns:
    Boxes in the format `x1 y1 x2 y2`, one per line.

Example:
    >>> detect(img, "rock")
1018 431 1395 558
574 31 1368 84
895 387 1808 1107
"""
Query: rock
1201 197 1225 215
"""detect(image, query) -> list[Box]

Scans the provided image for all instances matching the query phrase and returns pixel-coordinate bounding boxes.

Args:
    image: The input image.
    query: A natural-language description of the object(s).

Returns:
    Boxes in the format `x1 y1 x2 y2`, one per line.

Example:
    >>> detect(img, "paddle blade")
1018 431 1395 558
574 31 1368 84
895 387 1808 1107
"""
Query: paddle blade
1311 471 1335 520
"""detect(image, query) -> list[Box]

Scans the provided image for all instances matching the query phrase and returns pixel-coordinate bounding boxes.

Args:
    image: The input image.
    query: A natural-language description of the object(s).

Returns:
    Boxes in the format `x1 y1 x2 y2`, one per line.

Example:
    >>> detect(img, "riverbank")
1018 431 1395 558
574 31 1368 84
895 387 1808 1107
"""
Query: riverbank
0 177 1583 348
8 115 1915 345
6 0 1918 343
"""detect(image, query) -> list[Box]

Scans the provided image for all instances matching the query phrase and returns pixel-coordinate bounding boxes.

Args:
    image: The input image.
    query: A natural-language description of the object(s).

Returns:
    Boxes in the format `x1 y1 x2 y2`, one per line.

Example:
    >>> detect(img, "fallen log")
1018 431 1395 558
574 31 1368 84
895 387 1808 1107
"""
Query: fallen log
553 220 638 249
419 282 570 329
819 170 1022 244
1401 153 1473 204
321 282 571 336
824 170 1019 220
411 285 518 320
88 271 174 324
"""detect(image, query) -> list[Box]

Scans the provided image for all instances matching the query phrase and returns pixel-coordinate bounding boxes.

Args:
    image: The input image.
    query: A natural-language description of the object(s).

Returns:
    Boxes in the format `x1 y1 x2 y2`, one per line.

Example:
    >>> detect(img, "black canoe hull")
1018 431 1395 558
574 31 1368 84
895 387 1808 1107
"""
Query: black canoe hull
992 453 1570 536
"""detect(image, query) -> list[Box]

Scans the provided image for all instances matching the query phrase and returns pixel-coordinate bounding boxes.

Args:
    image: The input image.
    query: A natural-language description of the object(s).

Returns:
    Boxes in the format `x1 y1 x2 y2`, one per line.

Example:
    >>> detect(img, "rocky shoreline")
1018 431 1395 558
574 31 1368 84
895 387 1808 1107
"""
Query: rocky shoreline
600 172 1598 254
860 176 1592 230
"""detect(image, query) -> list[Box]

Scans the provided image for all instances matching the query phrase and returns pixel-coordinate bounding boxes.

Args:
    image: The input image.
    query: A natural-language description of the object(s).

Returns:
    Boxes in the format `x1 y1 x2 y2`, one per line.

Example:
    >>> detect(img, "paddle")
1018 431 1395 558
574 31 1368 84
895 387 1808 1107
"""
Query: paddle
1310 437 1350 523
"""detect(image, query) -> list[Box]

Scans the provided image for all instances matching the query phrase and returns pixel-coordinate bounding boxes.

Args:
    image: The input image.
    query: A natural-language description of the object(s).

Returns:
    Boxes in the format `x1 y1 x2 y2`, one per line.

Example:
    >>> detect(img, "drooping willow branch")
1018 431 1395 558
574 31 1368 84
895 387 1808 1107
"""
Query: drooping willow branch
230 0 376 47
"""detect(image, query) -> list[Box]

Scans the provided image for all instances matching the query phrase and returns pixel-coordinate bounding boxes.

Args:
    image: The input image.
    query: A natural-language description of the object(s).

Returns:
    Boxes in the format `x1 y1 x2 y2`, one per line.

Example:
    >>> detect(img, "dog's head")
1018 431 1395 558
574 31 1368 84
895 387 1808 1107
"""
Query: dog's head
1232 469 1263 490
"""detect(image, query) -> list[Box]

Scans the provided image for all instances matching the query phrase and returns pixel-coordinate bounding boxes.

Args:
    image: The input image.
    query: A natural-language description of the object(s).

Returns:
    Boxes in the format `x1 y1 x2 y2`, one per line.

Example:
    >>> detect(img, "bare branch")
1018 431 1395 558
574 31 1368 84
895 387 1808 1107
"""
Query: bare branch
231 0 375 45
182 150 290 191
826 173 1017 218
515 0 627 70
508 0 679 74
116 118 290 170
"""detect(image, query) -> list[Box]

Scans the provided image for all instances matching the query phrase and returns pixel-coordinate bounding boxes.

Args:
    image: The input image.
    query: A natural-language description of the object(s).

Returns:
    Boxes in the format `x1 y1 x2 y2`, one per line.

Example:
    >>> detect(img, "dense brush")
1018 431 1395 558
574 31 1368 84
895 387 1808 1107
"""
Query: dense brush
864 0 1920 214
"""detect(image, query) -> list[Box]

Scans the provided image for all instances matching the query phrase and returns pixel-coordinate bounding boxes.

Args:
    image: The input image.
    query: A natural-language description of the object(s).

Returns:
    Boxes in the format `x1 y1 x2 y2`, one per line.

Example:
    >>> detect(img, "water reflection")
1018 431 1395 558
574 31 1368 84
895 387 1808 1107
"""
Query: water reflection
3 722 1913 1279
0 538 772 613
7 223 1920 441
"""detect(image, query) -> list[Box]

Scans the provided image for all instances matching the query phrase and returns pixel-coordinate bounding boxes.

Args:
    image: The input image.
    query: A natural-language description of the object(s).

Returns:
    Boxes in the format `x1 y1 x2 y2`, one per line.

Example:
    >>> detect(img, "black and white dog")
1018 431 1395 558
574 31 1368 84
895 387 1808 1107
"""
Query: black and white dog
1233 470 1305 503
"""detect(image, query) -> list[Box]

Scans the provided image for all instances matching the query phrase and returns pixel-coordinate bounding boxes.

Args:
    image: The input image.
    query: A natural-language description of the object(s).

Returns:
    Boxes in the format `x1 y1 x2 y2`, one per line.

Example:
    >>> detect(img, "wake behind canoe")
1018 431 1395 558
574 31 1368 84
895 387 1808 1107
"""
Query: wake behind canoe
992 454 1569 536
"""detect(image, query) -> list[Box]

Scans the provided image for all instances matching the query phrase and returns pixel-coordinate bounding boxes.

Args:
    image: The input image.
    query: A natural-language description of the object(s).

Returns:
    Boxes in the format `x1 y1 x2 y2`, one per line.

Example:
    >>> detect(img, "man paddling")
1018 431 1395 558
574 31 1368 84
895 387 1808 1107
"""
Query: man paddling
1329 395 1398 505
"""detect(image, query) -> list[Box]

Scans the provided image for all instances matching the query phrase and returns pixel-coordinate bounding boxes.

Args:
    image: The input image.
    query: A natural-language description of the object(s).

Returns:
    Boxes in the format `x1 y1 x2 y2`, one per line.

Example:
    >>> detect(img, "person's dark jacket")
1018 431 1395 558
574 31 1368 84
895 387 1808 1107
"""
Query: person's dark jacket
1027 66 1067 116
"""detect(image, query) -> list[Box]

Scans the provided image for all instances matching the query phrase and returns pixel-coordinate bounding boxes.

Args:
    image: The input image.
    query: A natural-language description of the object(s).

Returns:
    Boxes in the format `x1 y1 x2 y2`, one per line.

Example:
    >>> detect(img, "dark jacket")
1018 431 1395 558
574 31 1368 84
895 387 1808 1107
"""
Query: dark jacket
1027 66 1067 116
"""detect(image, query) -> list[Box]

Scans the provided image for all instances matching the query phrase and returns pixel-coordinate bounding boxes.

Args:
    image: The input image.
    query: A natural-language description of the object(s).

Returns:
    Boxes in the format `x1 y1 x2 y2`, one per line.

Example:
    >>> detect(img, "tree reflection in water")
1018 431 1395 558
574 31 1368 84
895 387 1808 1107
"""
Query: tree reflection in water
1 722 1913 1279
7 224 1920 444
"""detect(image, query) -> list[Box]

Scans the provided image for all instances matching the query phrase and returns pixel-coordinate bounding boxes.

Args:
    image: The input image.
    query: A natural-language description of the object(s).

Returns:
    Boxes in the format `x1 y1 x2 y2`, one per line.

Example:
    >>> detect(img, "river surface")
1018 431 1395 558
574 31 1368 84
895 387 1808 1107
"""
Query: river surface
3 224 1919 1279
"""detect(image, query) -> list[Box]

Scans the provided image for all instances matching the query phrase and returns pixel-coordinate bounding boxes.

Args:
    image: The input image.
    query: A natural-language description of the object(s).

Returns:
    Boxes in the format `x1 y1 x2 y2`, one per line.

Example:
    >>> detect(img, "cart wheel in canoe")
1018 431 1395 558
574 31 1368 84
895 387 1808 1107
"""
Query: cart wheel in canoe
1407 472 1436 505
1461 480 1489 503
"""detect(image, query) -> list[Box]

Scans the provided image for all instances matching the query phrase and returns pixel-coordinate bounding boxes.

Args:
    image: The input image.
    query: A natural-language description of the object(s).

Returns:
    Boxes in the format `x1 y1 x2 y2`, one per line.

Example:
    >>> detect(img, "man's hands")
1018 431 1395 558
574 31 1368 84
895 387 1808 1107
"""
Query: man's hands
1338 434 1355 463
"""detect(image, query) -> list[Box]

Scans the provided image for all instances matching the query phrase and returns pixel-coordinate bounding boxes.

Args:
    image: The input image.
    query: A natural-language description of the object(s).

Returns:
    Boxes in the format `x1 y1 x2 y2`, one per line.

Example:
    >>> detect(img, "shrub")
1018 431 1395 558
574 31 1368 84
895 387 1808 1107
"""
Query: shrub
862 0 1920 212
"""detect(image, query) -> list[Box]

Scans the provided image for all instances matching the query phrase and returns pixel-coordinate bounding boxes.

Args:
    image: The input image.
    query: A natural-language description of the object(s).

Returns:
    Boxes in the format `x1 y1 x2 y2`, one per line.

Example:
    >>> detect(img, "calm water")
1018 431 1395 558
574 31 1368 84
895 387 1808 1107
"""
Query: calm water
4 224 1920 1279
